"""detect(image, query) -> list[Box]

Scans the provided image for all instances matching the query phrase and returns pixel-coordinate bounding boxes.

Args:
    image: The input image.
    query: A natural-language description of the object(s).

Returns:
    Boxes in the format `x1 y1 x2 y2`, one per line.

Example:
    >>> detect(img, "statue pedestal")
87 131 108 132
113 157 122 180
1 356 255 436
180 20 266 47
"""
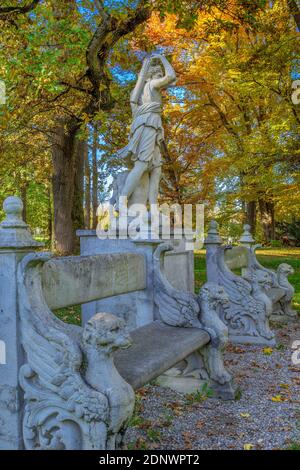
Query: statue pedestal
77 231 194 330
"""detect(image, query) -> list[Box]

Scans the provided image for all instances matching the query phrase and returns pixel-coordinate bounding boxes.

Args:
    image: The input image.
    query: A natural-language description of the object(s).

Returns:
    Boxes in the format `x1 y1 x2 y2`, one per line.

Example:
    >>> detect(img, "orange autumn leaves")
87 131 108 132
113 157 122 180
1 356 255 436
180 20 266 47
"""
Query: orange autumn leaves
129 4 300 224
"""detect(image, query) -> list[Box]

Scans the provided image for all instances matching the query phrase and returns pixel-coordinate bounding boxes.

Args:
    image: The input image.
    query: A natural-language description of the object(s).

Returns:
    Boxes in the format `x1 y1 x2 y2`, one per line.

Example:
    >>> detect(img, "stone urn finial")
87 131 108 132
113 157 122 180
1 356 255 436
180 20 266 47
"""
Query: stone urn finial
0 196 43 249
205 220 222 245
239 224 255 246
1 196 27 229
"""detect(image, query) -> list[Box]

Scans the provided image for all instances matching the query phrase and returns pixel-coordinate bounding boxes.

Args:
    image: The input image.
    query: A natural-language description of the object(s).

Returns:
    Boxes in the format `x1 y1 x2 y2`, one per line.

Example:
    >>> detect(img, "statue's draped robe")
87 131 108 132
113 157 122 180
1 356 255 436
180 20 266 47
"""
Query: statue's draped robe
117 82 164 169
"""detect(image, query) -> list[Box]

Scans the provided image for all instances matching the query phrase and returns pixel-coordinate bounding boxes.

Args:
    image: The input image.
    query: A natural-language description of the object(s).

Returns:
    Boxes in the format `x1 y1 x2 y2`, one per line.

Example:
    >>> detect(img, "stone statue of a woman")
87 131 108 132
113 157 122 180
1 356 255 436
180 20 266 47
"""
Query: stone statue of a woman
115 54 176 209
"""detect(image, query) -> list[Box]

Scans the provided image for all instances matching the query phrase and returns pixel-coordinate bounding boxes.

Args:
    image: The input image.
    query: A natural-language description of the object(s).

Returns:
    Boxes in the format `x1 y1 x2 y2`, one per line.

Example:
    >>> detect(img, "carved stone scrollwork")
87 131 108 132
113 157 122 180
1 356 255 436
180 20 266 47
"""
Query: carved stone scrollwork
17 253 134 450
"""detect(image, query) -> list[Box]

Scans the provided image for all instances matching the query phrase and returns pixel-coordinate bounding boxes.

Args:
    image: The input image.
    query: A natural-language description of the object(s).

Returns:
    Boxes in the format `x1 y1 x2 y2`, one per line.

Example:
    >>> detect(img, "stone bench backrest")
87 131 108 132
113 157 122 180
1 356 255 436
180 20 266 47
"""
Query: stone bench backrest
41 253 146 310
223 246 249 271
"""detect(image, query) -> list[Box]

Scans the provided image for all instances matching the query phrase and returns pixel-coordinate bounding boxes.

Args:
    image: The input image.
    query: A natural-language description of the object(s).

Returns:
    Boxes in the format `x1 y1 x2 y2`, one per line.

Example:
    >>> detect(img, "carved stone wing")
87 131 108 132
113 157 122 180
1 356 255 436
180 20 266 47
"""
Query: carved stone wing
249 245 278 286
217 248 266 338
153 243 201 327
17 253 109 450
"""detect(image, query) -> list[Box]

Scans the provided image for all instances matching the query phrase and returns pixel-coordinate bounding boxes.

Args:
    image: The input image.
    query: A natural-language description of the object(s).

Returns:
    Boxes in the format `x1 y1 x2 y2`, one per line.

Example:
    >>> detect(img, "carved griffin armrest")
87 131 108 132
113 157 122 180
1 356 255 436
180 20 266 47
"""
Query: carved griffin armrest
248 248 295 317
153 243 235 399
17 253 134 450
215 246 275 344
248 245 279 287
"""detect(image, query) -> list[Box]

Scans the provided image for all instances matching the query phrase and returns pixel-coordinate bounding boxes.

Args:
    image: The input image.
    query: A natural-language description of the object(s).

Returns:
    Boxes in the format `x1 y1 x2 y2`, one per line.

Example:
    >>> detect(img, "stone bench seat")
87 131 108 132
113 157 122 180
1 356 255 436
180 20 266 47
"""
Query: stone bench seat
115 321 210 390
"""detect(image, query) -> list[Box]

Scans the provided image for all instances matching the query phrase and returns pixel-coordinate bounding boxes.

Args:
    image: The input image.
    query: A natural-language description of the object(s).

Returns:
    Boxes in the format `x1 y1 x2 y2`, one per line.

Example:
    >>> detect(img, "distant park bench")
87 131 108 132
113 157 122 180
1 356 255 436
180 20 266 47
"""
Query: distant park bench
205 222 296 347
0 196 234 451
224 225 296 321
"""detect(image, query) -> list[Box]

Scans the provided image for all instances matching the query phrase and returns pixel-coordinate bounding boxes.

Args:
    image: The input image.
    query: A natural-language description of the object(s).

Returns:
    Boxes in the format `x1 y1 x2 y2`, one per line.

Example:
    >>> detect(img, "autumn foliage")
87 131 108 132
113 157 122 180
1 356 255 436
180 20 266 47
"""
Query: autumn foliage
0 0 299 248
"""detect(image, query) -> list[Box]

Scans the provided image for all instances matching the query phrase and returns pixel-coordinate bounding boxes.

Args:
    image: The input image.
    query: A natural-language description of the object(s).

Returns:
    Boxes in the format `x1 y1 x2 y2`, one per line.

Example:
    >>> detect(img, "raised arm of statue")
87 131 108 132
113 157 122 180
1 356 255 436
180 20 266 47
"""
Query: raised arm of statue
130 57 150 112
150 54 176 89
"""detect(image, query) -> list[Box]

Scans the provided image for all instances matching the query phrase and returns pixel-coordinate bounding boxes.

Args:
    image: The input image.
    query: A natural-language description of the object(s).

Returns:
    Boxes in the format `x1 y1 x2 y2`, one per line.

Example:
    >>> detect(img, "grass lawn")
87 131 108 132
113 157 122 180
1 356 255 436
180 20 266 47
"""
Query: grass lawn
195 247 300 313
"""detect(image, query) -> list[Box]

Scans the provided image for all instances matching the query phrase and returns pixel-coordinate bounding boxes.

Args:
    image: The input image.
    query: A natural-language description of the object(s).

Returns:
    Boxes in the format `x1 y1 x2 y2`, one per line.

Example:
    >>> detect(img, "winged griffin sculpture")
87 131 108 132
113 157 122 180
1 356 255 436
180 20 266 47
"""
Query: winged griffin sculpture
153 244 234 398
17 253 134 450
218 246 275 345
248 245 296 319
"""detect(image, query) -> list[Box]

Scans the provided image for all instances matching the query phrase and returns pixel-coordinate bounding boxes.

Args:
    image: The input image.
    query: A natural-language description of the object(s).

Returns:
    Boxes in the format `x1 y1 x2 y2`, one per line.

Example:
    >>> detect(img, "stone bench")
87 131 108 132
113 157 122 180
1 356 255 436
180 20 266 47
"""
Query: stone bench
0 197 234 451
224 224 296 322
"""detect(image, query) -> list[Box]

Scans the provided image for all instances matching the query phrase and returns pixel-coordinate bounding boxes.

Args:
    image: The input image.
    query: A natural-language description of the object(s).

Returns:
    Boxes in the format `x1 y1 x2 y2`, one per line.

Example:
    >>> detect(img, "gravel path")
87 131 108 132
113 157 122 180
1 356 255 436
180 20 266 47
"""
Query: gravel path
124 320 300 450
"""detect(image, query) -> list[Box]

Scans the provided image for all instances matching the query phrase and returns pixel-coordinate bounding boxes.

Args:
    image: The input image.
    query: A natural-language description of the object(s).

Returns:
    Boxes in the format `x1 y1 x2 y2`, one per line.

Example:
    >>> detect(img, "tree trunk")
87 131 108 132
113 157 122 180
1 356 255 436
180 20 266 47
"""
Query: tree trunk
84 142 91 229
72 138 85 253
20 184 27 223
47 185 53 249
259 199 275 243
246 201 257 234
92 126 98 229
52 120 84 255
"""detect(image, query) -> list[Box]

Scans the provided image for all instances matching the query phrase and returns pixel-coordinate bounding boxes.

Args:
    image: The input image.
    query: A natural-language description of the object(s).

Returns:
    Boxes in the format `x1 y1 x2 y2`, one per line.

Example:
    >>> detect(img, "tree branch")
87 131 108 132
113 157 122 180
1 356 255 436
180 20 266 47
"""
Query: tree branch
288 0 300 30
0 0 40 17
94 0 108 21
86 2 152 111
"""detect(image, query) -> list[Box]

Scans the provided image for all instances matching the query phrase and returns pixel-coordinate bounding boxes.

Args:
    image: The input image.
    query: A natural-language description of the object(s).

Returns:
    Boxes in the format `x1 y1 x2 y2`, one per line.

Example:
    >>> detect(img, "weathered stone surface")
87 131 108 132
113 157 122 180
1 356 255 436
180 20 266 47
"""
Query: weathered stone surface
114 321 210 390
164 246 194 293
156 372 207 394
1 195 238 451
77 234 161 328
112 54 176 209
253 258 297 320
273 263 296 319
239 224 255 247
205 221 276 346
42 252 146 310
0 196 43 450
77 232 194 328
237 225 296 320
0 196 43 250
18 252 136 450
224 246 249 271
153 244 235 399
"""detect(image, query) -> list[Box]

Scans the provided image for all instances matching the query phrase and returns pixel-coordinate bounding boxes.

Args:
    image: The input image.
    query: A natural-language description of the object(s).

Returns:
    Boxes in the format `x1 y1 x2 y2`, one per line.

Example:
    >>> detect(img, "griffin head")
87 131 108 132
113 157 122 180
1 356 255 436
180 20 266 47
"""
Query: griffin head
255 270 273 290
82 312 132 353
277 263 294 276
199 282 229 308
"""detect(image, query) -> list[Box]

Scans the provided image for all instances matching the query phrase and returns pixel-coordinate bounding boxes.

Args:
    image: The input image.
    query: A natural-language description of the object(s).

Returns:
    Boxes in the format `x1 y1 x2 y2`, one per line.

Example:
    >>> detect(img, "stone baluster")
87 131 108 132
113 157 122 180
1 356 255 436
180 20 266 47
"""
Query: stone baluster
205 221 222 284
0 196 42 449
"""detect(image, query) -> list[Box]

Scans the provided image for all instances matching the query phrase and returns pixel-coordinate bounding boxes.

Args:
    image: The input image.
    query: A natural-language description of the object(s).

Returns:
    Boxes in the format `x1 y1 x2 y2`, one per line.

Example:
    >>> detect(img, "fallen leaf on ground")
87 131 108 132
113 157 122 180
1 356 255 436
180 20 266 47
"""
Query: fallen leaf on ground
240 413 250 418
271 395 286 402
226 344 246 354
289 367 300 372
279 383 290 389
182 431 193 449
244 444 254 450
138 420 153 430
136 387 149 396
196 420 204 429
263 347 273 355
